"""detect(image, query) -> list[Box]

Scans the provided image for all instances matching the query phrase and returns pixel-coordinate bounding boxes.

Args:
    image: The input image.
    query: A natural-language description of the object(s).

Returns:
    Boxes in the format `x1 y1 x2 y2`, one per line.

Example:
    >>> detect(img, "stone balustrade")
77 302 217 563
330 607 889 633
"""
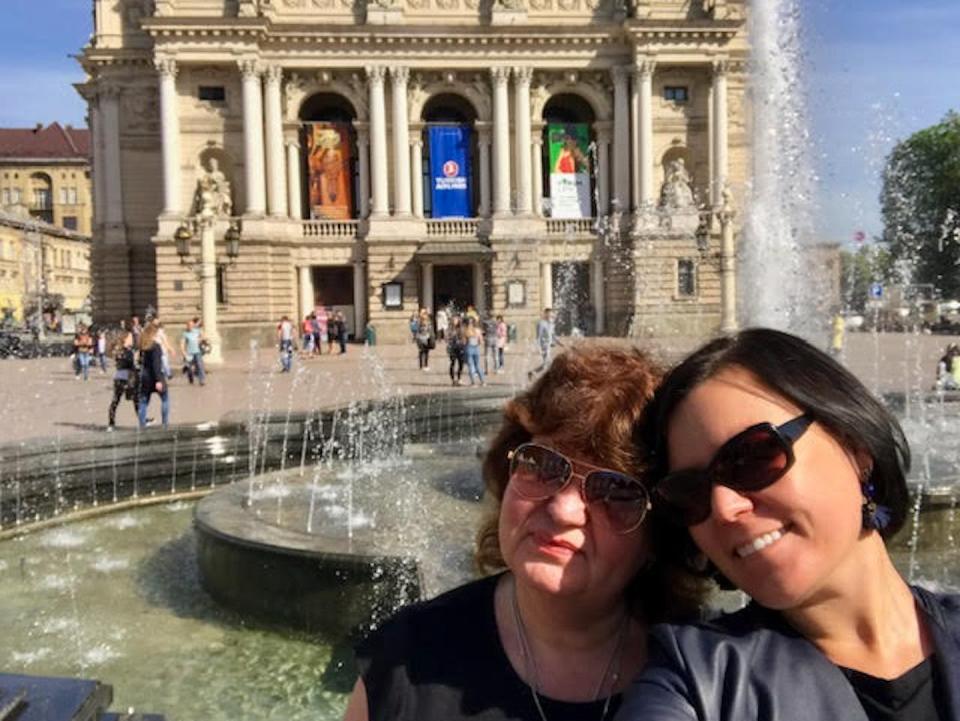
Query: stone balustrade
425 218 481 238
302 219 360 239
545 218 596 236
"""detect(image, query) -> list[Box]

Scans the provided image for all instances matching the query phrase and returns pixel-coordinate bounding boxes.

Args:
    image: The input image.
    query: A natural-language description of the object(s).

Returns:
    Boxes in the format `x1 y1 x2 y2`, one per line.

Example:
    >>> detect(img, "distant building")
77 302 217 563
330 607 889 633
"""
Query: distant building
0 123 93 236
77 0 750 344
0 207 92 325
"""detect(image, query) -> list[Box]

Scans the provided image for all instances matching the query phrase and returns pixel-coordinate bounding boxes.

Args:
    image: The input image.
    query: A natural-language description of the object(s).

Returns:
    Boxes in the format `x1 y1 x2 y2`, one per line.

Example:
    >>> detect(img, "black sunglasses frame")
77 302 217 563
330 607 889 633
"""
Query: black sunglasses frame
656 414 814 526
507 442 652 534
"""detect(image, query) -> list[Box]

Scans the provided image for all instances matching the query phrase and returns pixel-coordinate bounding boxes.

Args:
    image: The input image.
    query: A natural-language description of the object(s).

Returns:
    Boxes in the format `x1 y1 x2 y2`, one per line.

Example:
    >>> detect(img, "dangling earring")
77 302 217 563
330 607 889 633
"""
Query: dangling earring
860 471 892 531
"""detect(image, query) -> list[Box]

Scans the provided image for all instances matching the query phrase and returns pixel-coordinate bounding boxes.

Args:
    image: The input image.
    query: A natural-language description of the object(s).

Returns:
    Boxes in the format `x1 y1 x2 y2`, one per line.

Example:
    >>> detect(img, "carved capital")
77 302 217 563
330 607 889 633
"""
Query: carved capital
390 66 410 86
634 58 656 78
238 59 262 79
491 67 511 87
100 83 122 101
712 58 730 77
154 57 178 78
264 64 283 84
366 66 387 84
513 67 534 85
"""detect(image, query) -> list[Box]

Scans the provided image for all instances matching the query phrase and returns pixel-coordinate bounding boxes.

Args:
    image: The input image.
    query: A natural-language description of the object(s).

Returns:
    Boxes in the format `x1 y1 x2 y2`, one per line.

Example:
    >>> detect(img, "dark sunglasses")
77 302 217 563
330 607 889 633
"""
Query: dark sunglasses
507 442 651 534
656 414 814 526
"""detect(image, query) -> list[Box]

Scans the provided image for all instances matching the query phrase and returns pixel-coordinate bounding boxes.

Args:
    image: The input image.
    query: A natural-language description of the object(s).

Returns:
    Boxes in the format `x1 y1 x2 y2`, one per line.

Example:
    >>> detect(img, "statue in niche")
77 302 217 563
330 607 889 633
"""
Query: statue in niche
194 158 233 217
659 158 695 210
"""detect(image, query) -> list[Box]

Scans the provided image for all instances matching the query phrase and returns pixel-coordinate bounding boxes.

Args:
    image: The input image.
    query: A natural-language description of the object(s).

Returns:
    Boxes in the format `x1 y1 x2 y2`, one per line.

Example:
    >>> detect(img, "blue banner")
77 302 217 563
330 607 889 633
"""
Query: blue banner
429 125 472 218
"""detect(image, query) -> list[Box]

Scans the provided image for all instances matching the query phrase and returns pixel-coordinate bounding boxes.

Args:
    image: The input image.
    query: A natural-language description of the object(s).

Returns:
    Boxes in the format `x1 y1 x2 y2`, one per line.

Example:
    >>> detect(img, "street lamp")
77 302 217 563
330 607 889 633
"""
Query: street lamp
175 222 193 262
224 222 240 264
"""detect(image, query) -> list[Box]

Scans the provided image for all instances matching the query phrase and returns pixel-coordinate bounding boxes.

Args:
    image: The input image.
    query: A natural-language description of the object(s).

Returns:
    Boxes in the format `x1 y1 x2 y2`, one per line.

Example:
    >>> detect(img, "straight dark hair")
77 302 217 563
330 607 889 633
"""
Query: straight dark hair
640 327 911 539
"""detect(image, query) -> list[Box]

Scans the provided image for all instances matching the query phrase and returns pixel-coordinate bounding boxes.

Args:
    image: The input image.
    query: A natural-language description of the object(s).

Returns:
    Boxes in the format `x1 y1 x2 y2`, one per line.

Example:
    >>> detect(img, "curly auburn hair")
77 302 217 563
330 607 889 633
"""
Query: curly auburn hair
475 343 709 623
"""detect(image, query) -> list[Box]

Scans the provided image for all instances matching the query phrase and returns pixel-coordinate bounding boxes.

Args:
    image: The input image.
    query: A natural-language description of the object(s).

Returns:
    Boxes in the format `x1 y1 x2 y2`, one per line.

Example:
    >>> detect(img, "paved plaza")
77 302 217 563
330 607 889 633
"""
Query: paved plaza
0 331 955 444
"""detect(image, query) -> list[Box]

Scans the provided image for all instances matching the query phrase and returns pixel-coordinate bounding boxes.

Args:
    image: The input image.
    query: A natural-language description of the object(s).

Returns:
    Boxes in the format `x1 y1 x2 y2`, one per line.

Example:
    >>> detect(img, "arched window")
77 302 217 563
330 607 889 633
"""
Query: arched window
541 95 596 218
29 172 54 223
299 94 359 220
422 94 479 218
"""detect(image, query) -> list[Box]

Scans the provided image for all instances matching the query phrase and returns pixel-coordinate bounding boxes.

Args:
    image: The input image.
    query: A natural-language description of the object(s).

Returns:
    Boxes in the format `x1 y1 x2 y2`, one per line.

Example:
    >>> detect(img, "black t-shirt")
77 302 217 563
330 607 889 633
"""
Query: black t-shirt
355 573 623 721
842 656 949 721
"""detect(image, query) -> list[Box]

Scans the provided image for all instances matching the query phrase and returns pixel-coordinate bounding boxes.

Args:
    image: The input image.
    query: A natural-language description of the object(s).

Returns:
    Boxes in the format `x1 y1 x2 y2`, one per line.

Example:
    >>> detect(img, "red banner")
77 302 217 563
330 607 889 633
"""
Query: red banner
307 123 352 220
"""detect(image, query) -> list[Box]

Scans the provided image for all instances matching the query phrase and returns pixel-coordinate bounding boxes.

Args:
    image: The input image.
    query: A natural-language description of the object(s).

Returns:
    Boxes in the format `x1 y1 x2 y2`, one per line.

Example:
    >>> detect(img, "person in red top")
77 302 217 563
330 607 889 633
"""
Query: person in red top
73 325 94 381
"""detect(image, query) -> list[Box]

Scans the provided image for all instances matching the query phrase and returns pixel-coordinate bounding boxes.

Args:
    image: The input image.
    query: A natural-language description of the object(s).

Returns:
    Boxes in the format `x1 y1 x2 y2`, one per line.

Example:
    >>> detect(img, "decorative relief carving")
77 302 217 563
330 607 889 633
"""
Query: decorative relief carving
495 0 526 9
528 0 550 10
490 67 511 86
712 58 730 77
513 67 534 84
238 59 262 79
122 87 160 134
264 65 284 84
366 66 388 83
635 58 656 78
389 67 410 85
283 71 369 122
556 0 578 11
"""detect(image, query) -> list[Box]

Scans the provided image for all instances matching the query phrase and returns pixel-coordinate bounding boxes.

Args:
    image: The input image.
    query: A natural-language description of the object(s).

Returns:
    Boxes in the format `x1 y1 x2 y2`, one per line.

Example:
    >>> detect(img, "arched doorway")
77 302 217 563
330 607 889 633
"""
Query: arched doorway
421 94 479 218
541 94 596 219
299 93 359 220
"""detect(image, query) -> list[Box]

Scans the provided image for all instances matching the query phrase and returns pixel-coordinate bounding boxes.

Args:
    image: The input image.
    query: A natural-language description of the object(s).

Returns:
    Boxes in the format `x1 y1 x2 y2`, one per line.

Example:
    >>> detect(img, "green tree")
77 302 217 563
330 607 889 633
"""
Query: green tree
881 111 960 298
840 243 892 312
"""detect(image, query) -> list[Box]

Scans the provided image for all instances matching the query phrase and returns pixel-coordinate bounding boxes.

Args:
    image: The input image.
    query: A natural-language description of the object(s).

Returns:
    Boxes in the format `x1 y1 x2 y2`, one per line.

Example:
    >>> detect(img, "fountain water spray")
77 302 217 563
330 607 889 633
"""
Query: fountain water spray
741 0 819 332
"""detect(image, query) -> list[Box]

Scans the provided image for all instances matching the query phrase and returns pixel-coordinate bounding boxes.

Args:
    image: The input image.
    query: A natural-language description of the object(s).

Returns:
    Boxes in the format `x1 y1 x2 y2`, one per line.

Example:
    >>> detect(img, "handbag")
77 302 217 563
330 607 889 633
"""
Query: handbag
200 339 212 355
427 336 436 350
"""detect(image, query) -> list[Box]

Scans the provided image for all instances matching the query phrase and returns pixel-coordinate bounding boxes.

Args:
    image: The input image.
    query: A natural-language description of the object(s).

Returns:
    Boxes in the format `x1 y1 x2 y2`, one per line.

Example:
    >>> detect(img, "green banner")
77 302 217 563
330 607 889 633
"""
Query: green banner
547 123 591 218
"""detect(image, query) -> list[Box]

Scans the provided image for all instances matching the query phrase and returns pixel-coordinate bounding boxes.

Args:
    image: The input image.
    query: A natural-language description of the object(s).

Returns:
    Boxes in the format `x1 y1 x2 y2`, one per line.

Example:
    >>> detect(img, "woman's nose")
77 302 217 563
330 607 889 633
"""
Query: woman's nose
710 483 754 523
544 476 589 526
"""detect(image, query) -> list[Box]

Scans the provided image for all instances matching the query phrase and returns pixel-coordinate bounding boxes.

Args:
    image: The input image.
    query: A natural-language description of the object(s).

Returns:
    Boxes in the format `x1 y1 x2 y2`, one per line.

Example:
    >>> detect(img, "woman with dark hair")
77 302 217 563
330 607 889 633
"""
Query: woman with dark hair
617 327 960 721
344 344 708 721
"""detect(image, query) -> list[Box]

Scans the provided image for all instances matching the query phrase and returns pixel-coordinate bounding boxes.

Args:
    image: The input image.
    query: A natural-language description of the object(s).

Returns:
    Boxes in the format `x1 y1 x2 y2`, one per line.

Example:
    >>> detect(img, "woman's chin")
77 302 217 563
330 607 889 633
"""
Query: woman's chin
514 560 585 597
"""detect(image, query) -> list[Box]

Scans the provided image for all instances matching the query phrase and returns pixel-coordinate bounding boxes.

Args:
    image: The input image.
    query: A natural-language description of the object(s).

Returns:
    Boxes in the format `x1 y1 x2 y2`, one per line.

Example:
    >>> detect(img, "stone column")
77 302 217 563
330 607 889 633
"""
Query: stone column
355 122 371 219
719 205 737 332
263 65 288 218
477 124 492 218
636 58 656 209
239 59 267 216
594 123 611 216
712 59 729 207
299 265 314 321
286 140 302 219
513 67 533 216
491 67 512 216
353 261 367 334
422 262 434 313
411 133 424 218
100 85 124 226
390 67 412 217
156 58 182 216
90 101 106 227
629 69 640 213
611 66 630 213
366 67 389 217
531 124 544 217
473 262 486 315
540 262 553 310
591 257 605 335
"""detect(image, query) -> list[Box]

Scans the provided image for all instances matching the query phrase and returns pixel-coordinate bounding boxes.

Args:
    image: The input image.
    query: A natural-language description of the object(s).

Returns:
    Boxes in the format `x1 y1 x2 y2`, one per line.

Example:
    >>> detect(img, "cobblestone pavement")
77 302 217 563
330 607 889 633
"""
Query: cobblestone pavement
0 331 955 443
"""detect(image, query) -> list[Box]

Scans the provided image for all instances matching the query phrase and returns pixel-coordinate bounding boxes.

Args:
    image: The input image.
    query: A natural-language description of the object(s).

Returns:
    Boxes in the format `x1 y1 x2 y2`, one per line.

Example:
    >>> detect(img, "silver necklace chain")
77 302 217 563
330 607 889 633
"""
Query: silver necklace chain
510 578 628 721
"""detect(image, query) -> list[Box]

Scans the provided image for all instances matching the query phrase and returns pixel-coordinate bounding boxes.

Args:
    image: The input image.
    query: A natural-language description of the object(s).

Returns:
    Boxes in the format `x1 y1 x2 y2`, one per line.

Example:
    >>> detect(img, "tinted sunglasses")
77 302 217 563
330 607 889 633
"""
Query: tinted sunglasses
507 442 651 534
656 414 814 526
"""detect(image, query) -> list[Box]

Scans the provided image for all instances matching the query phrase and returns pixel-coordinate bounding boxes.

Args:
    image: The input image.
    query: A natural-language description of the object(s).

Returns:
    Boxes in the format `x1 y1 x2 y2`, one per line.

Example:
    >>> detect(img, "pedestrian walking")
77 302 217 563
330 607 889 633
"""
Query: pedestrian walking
96 329 108 373
327 310 339 354
495 314 507 373
301 315 315 356
180 318 206 385
73 325 93 380
415 308 434 371
463 317 485 386
446 315 466 386
277 314 295 372
107 329 139 430
529 307 557 379
138 321 170 429
335 311 347 354
482 313 498 375
436 307 448 341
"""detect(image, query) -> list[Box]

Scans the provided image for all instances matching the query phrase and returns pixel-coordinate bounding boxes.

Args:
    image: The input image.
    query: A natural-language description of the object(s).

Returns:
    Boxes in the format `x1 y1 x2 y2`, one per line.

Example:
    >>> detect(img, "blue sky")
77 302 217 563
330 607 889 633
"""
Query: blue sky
0 0 957 243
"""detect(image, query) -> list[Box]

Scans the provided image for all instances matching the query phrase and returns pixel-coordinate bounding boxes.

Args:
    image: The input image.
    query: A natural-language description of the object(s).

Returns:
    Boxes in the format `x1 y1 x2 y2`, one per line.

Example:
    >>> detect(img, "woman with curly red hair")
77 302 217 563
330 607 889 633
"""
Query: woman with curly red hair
345 343 708 721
